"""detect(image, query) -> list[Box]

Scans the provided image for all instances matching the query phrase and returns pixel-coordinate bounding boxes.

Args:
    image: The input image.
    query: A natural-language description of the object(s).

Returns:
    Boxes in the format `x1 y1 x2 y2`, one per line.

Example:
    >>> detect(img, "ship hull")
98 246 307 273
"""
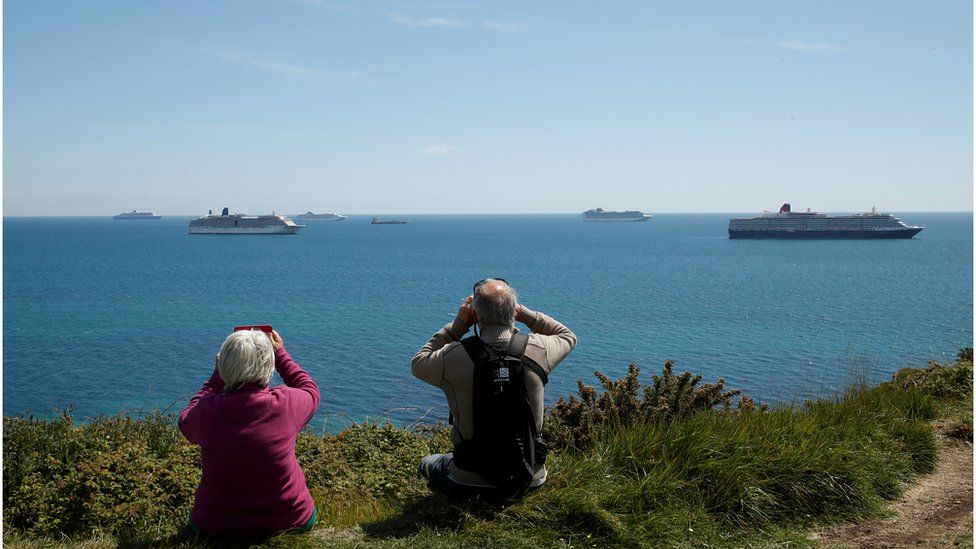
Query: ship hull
114 215 161 220
583 217 651 222
188 226 301 234
729 228 923 239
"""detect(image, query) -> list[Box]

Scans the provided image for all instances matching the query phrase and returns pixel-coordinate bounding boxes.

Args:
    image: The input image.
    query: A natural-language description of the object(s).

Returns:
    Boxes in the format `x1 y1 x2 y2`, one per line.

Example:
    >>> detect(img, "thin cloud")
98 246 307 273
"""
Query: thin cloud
388 14 464 28
421 144 460 156
778 40 847 54
103 124 259 135
482 20 526 33
200 48 320 80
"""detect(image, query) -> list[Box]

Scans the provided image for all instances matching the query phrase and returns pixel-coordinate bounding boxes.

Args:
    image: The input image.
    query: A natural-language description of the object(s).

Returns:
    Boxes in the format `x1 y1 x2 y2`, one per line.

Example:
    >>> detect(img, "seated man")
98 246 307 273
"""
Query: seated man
412 278 577 498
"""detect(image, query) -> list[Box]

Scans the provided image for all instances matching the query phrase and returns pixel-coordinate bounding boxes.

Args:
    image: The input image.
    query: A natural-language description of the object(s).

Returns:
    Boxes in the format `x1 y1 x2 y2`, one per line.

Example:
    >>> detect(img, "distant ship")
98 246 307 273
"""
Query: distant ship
297 211 347 221
728 204 924 239
188 207 304 234
582 208 652 222
370 217 407 225
114 210 161 220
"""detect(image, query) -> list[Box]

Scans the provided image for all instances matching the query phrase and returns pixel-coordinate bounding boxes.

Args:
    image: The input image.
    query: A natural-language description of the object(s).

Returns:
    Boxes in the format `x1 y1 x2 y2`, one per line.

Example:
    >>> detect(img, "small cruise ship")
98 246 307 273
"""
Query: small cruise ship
728 204 924 239
114 210 161 220
188 207 304 234
582 208 652 222
296 211 347 221
370 217 407 225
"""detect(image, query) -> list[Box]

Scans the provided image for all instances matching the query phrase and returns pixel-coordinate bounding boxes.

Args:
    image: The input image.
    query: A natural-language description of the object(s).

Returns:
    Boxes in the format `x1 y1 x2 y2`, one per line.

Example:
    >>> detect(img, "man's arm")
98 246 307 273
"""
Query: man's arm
412 296 475 387
517 305 577 372
178 362 225 444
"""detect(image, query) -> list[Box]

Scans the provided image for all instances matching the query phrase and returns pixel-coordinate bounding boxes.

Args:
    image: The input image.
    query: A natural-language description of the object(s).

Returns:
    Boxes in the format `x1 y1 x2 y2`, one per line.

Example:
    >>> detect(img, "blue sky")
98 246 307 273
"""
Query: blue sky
4 0 972 215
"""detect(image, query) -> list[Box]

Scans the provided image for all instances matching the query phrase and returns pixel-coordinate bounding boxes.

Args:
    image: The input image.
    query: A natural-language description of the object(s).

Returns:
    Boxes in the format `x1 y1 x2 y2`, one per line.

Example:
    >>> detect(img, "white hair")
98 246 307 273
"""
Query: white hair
472 279 517 328
217 330 275 392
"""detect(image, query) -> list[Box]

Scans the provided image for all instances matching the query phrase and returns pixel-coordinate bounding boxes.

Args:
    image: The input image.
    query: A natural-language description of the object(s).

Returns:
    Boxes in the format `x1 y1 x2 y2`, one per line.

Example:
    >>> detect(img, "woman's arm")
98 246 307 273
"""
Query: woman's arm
270 331 320 430
178 359 225 444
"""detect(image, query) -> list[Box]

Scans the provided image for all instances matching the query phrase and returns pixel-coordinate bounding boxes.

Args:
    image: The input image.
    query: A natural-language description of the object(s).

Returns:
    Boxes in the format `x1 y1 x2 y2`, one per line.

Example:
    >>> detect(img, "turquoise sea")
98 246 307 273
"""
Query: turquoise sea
4 214 972 432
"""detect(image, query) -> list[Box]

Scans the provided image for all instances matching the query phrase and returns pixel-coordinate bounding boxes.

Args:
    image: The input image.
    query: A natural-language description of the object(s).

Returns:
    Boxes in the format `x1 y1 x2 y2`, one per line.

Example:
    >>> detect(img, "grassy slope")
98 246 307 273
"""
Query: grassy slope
3 354 971 548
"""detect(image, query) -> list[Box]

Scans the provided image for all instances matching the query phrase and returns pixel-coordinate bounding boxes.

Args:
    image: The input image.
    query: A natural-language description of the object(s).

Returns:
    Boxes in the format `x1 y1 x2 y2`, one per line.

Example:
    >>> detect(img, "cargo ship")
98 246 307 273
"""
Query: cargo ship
114 210 161 220
188 207 304 234
728 204 923 239
582 208 652 222
370 217 407 225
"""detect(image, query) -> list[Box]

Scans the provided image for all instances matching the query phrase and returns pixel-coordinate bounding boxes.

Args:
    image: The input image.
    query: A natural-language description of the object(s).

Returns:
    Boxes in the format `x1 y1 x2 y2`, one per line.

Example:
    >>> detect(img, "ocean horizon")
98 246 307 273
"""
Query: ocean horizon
4 213 972 432
4 210 973 218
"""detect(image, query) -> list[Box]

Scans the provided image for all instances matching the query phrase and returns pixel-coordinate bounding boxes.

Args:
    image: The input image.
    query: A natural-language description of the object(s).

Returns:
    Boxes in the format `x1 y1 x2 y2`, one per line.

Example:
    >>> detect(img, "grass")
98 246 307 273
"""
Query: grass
3 350 971 548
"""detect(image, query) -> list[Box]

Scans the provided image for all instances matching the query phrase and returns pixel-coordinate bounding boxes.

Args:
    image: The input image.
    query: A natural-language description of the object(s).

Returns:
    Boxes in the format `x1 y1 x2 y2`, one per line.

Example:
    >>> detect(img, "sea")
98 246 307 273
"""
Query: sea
4 213 972 433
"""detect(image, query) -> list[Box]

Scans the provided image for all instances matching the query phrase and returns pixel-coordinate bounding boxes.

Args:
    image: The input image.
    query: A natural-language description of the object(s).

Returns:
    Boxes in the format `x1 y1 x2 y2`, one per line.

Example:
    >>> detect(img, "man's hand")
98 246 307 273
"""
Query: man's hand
268 330 285 350
451 295 476 336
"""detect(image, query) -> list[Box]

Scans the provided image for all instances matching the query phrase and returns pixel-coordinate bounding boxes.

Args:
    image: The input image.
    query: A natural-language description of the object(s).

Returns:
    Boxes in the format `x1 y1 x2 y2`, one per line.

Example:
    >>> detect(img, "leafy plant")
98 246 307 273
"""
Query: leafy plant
546 361 744 451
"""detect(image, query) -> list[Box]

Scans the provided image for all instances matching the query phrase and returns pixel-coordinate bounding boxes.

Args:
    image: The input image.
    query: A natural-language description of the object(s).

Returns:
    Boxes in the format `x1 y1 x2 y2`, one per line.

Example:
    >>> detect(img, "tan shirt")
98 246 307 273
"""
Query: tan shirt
411 307 577 487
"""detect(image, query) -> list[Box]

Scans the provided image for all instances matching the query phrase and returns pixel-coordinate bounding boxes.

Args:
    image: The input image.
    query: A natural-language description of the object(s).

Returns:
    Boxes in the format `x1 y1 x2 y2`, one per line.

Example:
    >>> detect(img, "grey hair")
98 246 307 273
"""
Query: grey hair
472 279 517 328
217 330 275 392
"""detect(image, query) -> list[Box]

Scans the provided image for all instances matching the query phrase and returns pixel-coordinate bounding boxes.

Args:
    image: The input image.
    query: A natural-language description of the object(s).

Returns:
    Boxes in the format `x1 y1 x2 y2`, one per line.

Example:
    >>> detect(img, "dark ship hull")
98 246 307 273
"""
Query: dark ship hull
729 228 923 239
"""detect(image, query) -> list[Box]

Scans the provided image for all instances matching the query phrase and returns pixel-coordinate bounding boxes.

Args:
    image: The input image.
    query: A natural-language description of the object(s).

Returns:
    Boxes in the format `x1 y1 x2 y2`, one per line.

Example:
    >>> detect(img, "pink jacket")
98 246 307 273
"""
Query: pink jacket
179 347 319 537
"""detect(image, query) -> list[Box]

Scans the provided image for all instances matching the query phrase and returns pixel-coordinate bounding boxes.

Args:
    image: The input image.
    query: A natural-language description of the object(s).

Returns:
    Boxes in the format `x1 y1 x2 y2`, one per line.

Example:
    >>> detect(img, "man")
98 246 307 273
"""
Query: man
412 278 577 498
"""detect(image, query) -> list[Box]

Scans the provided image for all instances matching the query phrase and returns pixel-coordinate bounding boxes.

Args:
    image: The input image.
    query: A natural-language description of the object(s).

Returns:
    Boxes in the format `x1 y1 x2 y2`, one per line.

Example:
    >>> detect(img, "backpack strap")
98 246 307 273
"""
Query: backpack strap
505 331 549 386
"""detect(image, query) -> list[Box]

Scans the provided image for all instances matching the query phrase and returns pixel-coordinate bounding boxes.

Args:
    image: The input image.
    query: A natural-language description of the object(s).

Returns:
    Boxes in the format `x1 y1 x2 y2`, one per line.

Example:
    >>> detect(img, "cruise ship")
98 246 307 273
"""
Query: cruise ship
582 208 652 222
296 211 347 221
370 217 407 225
728 204 923 239
188 208 304 234
114 210 161 220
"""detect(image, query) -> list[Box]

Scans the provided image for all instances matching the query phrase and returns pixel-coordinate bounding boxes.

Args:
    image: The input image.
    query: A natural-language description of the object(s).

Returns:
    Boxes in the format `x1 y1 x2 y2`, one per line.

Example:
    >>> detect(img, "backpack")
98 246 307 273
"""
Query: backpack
453 331 549 494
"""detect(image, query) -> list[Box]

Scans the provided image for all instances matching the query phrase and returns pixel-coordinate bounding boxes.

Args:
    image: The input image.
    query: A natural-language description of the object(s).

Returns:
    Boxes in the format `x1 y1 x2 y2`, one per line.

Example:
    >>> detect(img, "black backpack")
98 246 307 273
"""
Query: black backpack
453 331 549 494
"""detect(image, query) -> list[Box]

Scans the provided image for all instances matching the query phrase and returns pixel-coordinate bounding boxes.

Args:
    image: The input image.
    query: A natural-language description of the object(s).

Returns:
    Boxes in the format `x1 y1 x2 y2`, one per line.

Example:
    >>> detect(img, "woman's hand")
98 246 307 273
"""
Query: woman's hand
268 330 284 350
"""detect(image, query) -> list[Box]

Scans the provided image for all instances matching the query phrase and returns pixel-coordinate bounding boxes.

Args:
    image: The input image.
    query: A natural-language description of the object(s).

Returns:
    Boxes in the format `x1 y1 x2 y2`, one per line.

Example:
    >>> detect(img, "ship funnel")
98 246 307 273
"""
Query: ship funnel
779 203 791 213
221 207 229 216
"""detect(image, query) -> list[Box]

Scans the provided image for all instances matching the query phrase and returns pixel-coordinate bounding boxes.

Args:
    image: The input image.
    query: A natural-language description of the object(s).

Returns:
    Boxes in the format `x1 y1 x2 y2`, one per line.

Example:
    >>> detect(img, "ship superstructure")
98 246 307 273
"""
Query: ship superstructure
297 211 347 220
188 207 304 234
728 204 923 239
582 208 652 222
114 210 161 219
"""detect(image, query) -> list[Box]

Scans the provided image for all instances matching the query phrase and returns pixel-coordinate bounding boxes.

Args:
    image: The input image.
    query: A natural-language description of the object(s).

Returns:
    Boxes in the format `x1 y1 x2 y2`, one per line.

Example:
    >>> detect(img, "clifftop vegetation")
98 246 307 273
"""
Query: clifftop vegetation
4 350 972 548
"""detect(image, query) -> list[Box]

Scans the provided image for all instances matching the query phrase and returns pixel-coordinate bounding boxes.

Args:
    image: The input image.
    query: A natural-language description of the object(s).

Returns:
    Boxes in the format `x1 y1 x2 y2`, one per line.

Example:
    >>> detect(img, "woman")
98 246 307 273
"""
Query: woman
179 329 320 538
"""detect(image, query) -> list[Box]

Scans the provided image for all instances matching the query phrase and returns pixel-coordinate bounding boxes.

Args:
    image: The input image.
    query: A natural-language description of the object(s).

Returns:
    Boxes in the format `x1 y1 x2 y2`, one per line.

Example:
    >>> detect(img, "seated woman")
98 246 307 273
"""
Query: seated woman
179 329 320 538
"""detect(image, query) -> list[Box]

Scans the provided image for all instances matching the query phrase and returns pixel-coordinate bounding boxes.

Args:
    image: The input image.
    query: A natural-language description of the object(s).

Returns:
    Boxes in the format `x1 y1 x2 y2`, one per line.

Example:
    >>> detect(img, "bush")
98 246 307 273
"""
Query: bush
2 411 199 543
546 361 743 451
297 421 450 526
892 352 973 401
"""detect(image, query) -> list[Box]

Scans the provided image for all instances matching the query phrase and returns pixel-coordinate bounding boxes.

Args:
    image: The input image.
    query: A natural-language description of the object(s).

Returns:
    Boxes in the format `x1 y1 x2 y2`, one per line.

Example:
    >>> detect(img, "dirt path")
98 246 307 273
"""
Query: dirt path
812 436 973 548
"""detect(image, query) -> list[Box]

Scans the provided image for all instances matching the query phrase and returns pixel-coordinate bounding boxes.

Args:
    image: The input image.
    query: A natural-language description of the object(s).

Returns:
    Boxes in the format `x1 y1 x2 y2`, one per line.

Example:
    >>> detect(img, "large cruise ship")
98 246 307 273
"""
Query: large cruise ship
188 207 304 234
296 211 346 220
582 208 652 222
114 210 161 220
728 204 923 239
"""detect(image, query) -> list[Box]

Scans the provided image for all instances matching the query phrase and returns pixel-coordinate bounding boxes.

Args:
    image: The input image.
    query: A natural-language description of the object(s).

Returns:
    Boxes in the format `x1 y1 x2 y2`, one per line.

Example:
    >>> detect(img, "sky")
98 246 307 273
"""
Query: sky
3 0 973 215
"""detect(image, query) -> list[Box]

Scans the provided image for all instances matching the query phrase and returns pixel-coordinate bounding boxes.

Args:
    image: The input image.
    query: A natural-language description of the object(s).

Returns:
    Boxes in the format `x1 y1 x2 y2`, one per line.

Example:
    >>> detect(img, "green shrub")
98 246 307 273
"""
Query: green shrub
546 361 743 451
892 353 973 401
2 411 199 543
298 421 450 526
